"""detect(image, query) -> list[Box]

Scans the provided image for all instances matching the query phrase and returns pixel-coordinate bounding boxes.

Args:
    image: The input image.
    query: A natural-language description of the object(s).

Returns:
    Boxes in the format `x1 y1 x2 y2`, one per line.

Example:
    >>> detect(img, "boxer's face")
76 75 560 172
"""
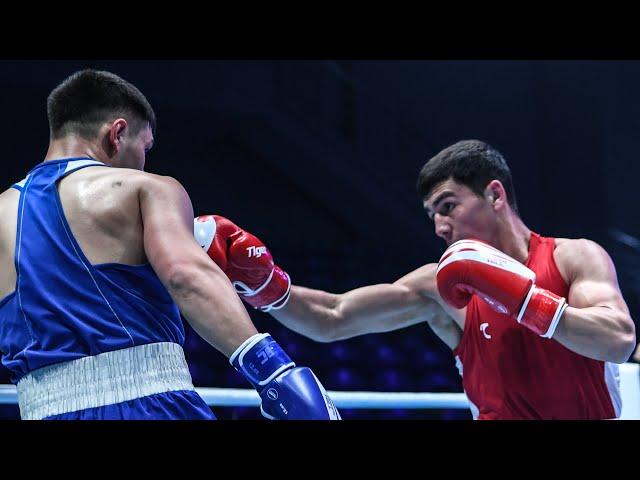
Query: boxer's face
423 178 497 246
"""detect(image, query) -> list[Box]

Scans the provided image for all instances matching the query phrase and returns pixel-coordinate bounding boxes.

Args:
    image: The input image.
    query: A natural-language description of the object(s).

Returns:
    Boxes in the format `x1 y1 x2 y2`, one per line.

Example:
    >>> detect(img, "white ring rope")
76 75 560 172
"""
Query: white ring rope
0 363 637 417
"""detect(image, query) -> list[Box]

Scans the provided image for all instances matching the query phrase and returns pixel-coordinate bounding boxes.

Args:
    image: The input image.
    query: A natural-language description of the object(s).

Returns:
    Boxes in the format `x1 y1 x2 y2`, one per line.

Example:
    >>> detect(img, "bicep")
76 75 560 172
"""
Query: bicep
337 282 432 331
337 265 459 334
568 277 629 314
346 281 462 350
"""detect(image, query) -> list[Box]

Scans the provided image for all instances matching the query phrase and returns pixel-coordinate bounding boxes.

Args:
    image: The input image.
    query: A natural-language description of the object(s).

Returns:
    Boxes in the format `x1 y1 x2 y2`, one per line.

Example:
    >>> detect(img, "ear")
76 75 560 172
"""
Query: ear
107 118 128 153
484 180 507 211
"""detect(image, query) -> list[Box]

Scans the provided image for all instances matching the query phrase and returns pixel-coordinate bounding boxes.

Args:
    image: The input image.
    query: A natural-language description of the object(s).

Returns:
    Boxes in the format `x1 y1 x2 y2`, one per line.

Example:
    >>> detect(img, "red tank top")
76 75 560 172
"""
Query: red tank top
452 232 621 419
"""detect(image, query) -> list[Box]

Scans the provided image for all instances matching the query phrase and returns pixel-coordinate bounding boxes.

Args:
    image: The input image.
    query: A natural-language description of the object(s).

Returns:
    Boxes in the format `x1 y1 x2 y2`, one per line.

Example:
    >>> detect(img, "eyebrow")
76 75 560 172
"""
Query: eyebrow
425 191 456 214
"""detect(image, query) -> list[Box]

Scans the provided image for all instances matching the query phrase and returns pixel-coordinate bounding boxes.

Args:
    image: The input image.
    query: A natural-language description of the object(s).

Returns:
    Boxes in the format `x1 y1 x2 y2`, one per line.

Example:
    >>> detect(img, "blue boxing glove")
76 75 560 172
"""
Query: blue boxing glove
230 333 341 420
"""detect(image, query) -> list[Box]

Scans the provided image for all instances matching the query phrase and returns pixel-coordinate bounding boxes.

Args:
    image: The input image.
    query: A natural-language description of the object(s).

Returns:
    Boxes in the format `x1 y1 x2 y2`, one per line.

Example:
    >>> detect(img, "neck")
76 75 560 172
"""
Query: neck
44 135 112 165
489 211 531 263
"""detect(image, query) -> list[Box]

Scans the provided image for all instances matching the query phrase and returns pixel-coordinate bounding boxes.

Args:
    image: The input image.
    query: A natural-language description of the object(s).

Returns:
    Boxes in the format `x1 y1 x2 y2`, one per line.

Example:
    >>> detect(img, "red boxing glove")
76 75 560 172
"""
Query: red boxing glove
436 239 567 338
194 215 291 312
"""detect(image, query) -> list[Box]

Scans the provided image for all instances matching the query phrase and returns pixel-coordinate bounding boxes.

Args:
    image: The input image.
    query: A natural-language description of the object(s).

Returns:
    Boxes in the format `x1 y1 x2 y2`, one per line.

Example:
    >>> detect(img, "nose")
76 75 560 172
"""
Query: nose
434 214 451 240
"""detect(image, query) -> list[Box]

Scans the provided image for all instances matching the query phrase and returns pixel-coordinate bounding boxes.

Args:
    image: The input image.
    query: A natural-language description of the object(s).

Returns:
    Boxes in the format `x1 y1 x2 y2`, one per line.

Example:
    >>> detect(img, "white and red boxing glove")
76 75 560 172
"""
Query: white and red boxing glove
194 215 291 312
436 239 568 338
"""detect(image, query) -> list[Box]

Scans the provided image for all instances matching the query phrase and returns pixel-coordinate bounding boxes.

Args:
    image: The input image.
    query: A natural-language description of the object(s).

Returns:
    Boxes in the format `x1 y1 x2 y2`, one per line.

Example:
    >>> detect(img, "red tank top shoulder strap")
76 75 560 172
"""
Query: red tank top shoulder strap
527 231 569 294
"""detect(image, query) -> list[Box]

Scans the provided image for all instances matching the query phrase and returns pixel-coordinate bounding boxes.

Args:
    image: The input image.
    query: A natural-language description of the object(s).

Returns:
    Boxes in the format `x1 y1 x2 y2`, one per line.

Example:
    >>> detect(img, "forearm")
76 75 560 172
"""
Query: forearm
271 285 342 342
552 306 636 363
166 261 258 357
272 283 437 342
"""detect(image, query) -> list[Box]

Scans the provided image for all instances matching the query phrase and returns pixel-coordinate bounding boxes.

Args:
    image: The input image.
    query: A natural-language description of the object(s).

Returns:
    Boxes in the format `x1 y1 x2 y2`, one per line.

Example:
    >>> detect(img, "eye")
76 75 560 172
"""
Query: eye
440 202 455 215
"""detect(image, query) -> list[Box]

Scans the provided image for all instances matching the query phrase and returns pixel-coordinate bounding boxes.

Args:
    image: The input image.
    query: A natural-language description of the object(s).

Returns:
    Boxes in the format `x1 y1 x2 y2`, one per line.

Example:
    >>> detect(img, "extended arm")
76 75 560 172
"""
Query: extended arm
192 214 464 351
273 264 462 349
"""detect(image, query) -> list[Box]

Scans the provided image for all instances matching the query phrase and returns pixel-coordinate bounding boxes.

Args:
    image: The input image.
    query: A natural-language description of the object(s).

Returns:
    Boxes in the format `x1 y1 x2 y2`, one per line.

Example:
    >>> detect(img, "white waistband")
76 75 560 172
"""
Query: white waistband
17 342 195 420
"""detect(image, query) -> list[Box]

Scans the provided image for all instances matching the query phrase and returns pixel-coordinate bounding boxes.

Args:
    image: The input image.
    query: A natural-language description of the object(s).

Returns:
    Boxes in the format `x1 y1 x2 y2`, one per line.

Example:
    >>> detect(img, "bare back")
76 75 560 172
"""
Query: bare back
0 165 149 300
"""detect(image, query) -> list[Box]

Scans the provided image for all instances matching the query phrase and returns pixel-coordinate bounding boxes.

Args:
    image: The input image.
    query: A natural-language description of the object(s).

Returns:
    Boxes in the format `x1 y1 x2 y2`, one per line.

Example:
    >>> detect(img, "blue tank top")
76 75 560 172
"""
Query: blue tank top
0 158 185 383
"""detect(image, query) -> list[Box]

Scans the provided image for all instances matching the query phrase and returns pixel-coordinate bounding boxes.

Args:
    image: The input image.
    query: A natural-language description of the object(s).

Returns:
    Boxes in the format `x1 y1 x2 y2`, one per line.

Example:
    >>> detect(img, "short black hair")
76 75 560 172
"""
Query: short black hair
47 69 156 140
416 139 519 214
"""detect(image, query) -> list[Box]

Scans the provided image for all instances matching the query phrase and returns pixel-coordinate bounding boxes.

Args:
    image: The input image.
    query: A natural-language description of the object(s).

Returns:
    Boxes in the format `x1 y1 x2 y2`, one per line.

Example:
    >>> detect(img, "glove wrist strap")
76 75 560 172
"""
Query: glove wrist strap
234 268 292 312
230 333 295 388
518 287 568 338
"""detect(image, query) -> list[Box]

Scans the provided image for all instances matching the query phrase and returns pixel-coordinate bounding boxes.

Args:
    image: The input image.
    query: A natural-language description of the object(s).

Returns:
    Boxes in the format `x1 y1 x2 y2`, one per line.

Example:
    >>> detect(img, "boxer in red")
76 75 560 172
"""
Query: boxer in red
196 139 636 419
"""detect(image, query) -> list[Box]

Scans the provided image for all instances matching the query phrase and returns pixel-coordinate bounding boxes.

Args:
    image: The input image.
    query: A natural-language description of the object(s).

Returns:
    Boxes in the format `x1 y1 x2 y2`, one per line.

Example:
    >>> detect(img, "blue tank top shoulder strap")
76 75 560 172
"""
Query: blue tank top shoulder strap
11 157 105 192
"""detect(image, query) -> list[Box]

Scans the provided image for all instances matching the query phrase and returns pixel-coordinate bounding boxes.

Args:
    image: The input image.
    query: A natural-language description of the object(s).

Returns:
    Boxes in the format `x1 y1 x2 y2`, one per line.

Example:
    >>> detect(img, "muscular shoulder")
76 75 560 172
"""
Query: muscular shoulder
71 166 180 189
0 187 19 210
94 168 181 191
554 237 609 264
0 187 20 232
81 168 187 204
553 237 614 284
136 172 193 224
134 171 186 196
61 168 189 226
395 261 466 327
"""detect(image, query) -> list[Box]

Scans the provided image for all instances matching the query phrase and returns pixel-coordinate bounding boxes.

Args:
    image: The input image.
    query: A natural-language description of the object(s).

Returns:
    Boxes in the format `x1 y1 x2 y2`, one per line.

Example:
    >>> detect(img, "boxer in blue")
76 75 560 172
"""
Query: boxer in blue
0 69 340 420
